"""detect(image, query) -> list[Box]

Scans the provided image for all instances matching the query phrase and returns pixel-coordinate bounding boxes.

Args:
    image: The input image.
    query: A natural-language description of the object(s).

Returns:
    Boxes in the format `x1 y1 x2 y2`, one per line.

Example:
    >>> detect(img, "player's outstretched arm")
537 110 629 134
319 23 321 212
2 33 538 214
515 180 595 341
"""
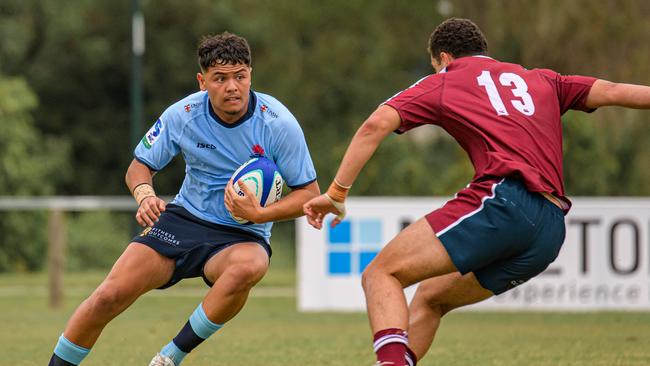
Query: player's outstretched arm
586 79 650 109
125 159 166 227
303 105 402 229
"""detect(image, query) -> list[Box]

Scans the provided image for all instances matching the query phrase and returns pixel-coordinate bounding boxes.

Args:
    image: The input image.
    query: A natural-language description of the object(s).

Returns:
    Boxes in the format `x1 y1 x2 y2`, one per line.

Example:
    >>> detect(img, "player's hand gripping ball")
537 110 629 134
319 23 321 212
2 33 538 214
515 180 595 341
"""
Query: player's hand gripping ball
229 156 283 224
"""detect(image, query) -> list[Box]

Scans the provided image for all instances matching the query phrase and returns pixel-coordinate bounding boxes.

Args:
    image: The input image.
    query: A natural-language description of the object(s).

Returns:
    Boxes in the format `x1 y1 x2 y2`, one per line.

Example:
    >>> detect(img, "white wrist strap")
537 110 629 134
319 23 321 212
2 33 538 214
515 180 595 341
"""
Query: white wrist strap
324 193 346 220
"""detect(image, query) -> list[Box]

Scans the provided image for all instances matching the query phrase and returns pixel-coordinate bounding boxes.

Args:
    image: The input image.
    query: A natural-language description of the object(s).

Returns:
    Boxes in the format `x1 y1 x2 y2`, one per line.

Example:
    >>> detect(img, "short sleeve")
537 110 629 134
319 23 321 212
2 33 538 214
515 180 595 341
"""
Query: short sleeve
541 70 597 114
383 75 443 134
269 117 317 189
134 106 183 171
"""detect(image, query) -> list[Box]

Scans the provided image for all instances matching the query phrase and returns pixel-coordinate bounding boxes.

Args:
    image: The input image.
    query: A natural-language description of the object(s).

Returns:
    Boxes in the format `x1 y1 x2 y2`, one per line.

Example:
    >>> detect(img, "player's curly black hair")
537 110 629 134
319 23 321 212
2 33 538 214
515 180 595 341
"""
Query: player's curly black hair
198 32 251 71
428 18 488 61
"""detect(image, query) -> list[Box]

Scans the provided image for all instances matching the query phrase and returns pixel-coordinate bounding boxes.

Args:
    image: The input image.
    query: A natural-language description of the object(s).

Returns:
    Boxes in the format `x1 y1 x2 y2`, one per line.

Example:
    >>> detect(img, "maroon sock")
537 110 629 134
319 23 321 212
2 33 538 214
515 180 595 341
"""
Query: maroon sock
373 328 408 365
405 345 417 366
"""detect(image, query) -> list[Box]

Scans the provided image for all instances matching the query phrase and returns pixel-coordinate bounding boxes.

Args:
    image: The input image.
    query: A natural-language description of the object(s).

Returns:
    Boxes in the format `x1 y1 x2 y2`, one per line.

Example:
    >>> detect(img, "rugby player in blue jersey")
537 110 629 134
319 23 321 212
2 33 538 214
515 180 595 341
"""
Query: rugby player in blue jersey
48 32 319 366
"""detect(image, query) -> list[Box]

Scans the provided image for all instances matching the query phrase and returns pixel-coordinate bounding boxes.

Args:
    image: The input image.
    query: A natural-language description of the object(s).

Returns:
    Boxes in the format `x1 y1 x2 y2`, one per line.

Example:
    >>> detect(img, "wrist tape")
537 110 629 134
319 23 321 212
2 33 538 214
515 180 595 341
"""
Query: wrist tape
133 183 156 205
326 179 350 203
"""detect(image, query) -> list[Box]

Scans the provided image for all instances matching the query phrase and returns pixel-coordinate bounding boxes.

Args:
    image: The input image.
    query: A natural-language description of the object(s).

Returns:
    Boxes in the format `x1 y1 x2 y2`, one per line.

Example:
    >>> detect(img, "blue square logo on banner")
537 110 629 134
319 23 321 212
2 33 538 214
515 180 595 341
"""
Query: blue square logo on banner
328 220 351 243
326 218 383 276
359 251 380 273
328 252 352 274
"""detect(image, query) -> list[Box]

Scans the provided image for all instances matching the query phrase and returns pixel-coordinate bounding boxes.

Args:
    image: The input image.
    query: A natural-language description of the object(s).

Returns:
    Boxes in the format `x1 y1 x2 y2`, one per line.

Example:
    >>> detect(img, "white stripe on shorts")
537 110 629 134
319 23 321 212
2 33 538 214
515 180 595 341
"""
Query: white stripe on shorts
436 178 505 237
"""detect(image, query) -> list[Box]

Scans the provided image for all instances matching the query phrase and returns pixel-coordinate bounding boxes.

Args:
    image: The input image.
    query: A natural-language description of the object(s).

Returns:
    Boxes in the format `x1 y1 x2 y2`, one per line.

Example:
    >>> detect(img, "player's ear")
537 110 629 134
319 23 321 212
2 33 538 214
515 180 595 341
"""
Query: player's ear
197 72 206 91
440 52 454 66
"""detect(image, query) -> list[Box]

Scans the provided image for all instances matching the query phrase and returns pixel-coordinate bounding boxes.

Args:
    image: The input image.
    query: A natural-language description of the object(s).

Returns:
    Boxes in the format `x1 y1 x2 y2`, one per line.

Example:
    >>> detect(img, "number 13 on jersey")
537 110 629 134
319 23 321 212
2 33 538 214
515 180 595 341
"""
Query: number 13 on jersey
477 71 536 116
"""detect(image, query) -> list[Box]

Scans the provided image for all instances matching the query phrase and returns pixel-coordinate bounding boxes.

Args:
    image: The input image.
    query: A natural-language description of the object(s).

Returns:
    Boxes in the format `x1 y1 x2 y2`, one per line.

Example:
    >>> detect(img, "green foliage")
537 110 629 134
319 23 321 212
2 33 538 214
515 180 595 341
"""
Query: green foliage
0 74 71 271
2 0 648 199
0 0 649 271
0 212 48 272
562 112 619 195
65 212 131 270
0 77 70 194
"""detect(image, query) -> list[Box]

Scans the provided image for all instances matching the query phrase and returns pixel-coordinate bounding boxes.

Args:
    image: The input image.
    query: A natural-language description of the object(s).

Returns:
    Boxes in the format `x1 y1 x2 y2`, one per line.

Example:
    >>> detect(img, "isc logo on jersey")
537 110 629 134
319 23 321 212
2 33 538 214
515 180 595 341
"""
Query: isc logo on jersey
142 119 165 149
229 157 283 224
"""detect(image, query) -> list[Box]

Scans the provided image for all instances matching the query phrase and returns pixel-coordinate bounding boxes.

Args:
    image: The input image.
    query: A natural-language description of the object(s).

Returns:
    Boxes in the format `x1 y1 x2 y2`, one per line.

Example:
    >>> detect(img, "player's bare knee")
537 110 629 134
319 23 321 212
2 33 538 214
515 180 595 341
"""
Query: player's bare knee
422 293 454 317
88 285 129 316
225 259 268 290
361 263 390 293
361 264 377 292
439 303 456 316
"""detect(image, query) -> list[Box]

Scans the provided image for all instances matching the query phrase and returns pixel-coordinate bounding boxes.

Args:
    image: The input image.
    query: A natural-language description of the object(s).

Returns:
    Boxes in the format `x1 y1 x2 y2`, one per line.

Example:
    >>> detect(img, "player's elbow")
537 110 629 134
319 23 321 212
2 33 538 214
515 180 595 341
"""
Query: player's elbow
586 80 620 108
358 115 393 140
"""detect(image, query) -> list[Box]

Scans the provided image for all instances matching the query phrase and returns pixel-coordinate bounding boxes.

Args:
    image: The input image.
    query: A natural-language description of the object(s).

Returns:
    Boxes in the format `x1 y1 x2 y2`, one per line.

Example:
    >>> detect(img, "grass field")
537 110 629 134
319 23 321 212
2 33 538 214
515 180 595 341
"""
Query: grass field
2 269 649 366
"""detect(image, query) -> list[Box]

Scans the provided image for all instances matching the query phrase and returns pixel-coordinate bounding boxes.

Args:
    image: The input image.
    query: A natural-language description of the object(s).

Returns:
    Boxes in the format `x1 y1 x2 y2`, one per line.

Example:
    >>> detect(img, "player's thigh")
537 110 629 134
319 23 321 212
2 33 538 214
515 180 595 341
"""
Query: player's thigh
101 242 175 295
366 217 458 288
202 242 270 284
411 272 493 313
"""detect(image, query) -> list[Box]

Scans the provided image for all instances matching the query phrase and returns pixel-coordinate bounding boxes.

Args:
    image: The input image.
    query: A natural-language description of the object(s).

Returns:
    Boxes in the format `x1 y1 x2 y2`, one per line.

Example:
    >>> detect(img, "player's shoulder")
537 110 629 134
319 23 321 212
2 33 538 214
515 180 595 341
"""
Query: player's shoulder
254 91 300 126
168 91 207 117
386 73 441 101
160 91 207 126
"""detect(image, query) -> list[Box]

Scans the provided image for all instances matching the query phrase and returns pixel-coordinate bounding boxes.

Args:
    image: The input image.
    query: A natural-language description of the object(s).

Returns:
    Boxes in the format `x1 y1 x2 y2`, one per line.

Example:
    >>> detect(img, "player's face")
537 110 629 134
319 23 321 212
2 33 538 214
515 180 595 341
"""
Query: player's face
198 63 252 123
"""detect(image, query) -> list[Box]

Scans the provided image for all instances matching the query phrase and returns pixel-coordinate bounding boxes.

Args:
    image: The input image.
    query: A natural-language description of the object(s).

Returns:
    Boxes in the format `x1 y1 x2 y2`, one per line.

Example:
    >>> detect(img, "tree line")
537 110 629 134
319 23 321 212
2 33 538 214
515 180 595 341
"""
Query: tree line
1 0 649 271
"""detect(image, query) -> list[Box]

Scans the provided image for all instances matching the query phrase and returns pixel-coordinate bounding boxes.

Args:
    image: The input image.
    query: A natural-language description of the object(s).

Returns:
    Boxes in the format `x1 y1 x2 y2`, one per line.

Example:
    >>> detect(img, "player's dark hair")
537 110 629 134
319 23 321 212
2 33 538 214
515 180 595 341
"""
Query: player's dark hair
428 18 488 61
198 32 251 71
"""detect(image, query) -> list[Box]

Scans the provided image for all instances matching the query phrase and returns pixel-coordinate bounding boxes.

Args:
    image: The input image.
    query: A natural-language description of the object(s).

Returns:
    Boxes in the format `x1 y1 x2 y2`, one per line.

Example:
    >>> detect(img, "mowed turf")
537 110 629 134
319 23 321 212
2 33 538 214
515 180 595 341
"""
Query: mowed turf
2 271 650 366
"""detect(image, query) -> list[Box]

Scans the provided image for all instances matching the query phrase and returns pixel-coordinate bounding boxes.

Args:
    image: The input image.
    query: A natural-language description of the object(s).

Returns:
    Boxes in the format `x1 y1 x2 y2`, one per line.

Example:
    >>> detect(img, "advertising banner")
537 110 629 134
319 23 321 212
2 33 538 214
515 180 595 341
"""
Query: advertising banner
297 197 650 311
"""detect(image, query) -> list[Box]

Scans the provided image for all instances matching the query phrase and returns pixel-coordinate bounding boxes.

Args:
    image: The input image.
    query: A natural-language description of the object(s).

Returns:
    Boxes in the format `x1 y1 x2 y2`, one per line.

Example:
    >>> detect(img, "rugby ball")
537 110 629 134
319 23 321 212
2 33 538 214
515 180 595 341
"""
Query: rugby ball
229 157 284 224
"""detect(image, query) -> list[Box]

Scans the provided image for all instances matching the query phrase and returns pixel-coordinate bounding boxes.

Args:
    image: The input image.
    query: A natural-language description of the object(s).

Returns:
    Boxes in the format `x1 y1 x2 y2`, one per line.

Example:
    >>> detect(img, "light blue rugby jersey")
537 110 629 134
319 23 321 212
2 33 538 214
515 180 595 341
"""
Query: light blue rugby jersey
134 90 317 242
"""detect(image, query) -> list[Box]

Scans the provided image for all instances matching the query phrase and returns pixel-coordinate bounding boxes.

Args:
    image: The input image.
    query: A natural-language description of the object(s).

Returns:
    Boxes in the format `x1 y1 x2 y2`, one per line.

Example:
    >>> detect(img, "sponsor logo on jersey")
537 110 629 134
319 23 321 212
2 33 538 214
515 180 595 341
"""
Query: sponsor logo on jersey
251 144 265 156
139 227 152 237
142 118 165 149
260 104 278 118
184 102 203 113
196 142 216 149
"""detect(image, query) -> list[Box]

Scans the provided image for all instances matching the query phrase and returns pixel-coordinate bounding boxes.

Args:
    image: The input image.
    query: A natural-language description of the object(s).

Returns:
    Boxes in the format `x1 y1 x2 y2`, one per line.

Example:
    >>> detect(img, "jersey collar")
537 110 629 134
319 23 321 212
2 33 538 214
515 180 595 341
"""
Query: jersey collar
445 55 496 72
207 90 257 128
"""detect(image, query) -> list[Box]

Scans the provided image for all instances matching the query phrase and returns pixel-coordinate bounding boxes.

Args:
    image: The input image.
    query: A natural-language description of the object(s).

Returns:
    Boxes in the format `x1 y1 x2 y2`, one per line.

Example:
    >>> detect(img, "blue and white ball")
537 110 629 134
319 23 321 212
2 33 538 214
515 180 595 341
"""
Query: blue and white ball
230 157 284 224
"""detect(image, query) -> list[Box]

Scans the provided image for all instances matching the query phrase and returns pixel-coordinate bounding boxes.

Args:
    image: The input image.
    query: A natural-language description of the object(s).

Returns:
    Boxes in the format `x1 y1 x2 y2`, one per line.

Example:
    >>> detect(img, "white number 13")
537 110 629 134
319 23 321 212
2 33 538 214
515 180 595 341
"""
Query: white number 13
476 71 535 116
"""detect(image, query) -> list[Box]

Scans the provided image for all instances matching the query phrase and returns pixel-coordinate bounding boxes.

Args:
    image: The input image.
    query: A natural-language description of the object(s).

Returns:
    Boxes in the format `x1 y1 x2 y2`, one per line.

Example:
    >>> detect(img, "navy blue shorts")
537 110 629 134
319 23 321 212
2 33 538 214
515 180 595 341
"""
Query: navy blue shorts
426 178 566 294
132 204 271 289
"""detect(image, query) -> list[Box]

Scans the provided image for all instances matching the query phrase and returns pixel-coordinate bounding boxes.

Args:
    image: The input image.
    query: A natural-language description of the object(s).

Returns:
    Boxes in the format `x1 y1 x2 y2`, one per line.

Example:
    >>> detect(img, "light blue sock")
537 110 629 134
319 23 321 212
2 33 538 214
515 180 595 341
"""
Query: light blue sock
53 334 90 365
188 303 223 339
160 303 223 365
160 341 187 366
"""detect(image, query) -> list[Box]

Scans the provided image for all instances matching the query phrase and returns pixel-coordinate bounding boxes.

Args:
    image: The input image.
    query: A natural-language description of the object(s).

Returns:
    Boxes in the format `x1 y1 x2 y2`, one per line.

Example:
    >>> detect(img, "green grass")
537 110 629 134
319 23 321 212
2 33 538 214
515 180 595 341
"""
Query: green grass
2 271 650 365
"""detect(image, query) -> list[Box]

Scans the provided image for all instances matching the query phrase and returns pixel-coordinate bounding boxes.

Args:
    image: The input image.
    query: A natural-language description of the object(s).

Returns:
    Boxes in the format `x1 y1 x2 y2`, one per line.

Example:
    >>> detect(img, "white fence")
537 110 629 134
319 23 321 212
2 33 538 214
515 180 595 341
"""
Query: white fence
0 197 140 308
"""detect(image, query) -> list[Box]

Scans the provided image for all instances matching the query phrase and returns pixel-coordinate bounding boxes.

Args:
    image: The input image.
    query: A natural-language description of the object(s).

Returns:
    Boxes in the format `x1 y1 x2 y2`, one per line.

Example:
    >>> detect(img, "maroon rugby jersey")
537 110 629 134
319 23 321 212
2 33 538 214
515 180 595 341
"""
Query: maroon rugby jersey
385 56 597 209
